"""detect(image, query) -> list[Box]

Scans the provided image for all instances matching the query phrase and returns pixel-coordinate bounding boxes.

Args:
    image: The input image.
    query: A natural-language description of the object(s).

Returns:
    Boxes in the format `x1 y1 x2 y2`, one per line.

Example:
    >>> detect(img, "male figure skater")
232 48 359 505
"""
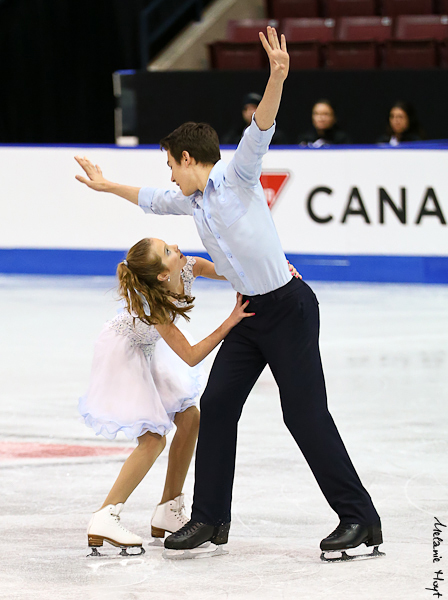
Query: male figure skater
75 27 383 561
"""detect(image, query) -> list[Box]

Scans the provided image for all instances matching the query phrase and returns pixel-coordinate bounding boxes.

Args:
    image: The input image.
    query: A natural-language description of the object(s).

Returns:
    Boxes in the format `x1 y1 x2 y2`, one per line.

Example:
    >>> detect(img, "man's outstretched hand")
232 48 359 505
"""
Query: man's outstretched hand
74 155 140 204
259 26 289 82
75 156 109 192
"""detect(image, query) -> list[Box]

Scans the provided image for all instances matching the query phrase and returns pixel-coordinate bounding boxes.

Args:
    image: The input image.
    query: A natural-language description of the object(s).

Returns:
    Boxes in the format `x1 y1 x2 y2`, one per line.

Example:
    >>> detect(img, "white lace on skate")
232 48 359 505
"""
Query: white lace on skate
109 505 137 536
150 494 191 546
171 497 189 527
87 503 144 557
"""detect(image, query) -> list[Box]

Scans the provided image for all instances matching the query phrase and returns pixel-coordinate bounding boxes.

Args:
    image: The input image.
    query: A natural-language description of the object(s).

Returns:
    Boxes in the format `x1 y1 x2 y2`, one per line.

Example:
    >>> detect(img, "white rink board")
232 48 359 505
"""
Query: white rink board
0 145 447 256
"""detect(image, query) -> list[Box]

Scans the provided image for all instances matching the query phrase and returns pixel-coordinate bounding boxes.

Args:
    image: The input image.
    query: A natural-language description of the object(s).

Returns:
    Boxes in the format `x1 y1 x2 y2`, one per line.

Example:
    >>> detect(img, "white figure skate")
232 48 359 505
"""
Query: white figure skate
149 494 189 547
87 503 145 557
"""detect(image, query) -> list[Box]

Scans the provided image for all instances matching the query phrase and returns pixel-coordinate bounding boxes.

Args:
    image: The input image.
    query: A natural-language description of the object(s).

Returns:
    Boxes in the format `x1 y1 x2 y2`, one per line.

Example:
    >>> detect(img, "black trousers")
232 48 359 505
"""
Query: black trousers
191 277 379 527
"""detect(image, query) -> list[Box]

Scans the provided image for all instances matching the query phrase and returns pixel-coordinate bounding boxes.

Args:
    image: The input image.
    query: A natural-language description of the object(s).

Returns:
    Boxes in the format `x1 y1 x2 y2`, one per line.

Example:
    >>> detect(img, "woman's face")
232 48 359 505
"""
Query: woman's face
150 238 187 278
312 103 335 132
389 108 409 135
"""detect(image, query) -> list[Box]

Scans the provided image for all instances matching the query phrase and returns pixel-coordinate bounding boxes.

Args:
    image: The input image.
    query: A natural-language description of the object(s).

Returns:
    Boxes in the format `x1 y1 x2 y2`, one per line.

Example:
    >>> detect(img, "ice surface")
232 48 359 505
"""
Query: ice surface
1 275 447 600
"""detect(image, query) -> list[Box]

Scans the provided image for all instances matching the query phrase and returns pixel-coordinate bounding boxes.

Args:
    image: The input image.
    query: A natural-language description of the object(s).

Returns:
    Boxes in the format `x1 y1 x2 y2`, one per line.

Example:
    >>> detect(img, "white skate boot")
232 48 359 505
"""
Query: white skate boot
149 494 189 546
87 503 145 557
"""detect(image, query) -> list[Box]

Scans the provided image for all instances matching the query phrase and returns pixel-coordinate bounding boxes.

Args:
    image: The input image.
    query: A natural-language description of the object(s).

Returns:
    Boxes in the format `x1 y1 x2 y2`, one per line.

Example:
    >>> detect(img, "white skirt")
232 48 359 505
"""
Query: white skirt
78 325 205 440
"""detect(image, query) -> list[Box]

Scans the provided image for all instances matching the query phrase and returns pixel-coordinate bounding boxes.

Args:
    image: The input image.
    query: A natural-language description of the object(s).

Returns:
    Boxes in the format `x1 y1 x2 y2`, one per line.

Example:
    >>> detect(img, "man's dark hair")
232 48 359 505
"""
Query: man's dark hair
160 122 221 165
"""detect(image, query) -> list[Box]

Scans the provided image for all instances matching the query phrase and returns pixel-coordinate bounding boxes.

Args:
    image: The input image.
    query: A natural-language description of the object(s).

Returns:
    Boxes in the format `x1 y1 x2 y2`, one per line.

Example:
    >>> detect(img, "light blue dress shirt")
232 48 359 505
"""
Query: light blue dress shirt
138 118 292 296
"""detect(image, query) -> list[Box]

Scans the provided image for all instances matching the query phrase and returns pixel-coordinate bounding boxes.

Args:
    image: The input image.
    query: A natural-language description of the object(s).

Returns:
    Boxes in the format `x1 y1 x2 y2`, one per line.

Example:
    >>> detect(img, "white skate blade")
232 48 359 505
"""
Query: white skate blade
321 545 385 563
163 542 228 560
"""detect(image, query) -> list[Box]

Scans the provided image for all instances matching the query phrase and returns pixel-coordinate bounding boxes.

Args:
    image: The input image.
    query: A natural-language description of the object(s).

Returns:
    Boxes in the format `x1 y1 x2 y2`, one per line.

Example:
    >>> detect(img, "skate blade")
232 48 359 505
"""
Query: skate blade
162 543 227 561
87 546 145 558
320 545 385 563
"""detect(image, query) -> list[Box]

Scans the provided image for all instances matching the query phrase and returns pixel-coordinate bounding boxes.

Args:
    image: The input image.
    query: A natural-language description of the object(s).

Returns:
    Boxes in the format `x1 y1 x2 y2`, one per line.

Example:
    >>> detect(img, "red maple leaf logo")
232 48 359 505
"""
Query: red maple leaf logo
260 171 290 209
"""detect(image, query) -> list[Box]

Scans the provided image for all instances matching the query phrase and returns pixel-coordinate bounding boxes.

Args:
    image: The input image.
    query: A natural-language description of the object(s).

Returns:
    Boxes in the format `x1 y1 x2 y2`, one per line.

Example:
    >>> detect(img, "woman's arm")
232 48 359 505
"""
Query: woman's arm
192 256 226 280
193 255 301 280
155 294 254 367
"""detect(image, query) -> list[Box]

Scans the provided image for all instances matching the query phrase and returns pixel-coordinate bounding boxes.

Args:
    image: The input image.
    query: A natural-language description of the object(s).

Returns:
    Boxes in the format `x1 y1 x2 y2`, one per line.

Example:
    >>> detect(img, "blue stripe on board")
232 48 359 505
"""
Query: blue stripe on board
291 254 448 284
1 248 447 283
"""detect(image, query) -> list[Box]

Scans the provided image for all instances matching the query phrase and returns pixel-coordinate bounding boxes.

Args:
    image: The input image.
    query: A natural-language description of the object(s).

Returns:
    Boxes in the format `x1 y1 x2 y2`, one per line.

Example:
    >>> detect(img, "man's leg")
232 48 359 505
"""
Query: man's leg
262 279 379 525
164 322 267 551
191 325 267 526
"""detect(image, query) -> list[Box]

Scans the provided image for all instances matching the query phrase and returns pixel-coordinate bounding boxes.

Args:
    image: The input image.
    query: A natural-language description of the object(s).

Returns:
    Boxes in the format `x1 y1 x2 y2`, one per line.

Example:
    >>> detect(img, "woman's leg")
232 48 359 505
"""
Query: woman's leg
101 431 166 508
159 406 200 504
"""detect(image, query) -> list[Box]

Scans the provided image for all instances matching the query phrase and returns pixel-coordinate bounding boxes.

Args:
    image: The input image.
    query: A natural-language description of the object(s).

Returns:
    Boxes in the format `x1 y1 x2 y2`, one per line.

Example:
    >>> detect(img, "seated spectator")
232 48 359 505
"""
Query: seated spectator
376 101 423 145
222 92 289 145
297 99 352 147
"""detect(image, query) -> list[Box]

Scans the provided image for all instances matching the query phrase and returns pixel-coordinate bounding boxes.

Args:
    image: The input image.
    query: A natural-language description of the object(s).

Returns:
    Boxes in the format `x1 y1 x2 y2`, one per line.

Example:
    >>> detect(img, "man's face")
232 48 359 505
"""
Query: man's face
167 150 195 196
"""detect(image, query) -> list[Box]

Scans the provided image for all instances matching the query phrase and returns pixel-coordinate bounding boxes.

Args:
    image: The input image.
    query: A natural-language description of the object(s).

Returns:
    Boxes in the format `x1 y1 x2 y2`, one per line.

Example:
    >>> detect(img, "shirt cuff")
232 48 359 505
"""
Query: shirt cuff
138 187 156 213
249 113 276 140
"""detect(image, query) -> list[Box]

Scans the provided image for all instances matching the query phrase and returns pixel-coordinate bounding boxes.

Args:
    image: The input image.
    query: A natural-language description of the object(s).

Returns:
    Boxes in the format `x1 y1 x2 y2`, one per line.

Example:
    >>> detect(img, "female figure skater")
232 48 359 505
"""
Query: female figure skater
80 236 254 556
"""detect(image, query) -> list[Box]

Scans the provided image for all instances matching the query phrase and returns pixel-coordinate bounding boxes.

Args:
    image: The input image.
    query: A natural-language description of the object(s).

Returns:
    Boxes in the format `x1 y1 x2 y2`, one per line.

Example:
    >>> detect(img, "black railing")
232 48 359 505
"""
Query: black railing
140 0 203 68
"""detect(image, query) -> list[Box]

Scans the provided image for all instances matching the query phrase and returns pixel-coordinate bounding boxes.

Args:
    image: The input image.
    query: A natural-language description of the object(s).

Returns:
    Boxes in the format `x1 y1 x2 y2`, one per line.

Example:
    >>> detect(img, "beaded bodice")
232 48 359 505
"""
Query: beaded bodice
107 256 196 358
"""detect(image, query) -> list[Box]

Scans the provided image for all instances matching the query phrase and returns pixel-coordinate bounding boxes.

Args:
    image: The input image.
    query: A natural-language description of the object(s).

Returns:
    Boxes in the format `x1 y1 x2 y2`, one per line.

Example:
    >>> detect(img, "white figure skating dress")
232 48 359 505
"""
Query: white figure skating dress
79 257 204 440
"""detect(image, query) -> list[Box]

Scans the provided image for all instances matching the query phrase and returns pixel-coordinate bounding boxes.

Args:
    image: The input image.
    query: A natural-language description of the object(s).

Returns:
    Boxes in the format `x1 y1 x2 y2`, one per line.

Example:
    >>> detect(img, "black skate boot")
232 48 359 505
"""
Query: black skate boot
163 519 230 560
320 520 385 562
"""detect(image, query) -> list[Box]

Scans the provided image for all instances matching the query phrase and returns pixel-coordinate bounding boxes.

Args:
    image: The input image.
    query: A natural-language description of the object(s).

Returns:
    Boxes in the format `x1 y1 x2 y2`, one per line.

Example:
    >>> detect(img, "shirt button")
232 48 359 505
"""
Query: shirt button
216 234 220 239
207 214 211 219
239 272 244 277
250 290 255 295
227 253 232 258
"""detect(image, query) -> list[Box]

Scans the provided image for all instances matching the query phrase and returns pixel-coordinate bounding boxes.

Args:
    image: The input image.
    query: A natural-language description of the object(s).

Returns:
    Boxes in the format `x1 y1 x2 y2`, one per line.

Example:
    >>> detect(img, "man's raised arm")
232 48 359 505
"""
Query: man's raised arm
75 156 140 205
254 26 289 131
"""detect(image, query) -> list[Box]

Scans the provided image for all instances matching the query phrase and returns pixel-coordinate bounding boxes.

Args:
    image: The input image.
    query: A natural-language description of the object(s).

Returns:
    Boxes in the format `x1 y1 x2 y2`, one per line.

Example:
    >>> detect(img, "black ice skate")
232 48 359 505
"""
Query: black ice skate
163 519 230 560
320 520 385 563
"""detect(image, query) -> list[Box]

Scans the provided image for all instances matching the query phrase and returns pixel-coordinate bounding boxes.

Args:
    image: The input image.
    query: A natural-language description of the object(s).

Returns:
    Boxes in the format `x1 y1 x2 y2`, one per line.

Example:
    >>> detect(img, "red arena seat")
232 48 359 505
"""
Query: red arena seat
394 15 448 41
265 0 319 19
226 19 279 42
381 0 433 15
336 16 393 41
326 41 379 67
288 42 322 68
283 17 336 41
383 40 438 67
208 42 265 70
324 0 376 17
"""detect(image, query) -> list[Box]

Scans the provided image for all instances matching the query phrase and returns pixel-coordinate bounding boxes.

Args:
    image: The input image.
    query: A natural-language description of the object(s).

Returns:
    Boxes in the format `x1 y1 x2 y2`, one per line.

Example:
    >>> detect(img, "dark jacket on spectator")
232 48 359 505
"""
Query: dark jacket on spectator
297 125 351 147
376 131 422 144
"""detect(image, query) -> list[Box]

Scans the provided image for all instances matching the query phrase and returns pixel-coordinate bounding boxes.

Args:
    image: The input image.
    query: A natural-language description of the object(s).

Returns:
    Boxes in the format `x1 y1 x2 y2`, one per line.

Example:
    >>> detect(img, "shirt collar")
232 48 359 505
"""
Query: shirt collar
190 160 225 209
206 160 225 190
191 191 203 209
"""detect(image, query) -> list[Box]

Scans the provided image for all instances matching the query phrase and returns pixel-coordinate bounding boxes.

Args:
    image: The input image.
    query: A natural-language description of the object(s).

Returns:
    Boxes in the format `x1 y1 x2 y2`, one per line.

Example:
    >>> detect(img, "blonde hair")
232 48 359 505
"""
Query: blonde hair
117 238 194 326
